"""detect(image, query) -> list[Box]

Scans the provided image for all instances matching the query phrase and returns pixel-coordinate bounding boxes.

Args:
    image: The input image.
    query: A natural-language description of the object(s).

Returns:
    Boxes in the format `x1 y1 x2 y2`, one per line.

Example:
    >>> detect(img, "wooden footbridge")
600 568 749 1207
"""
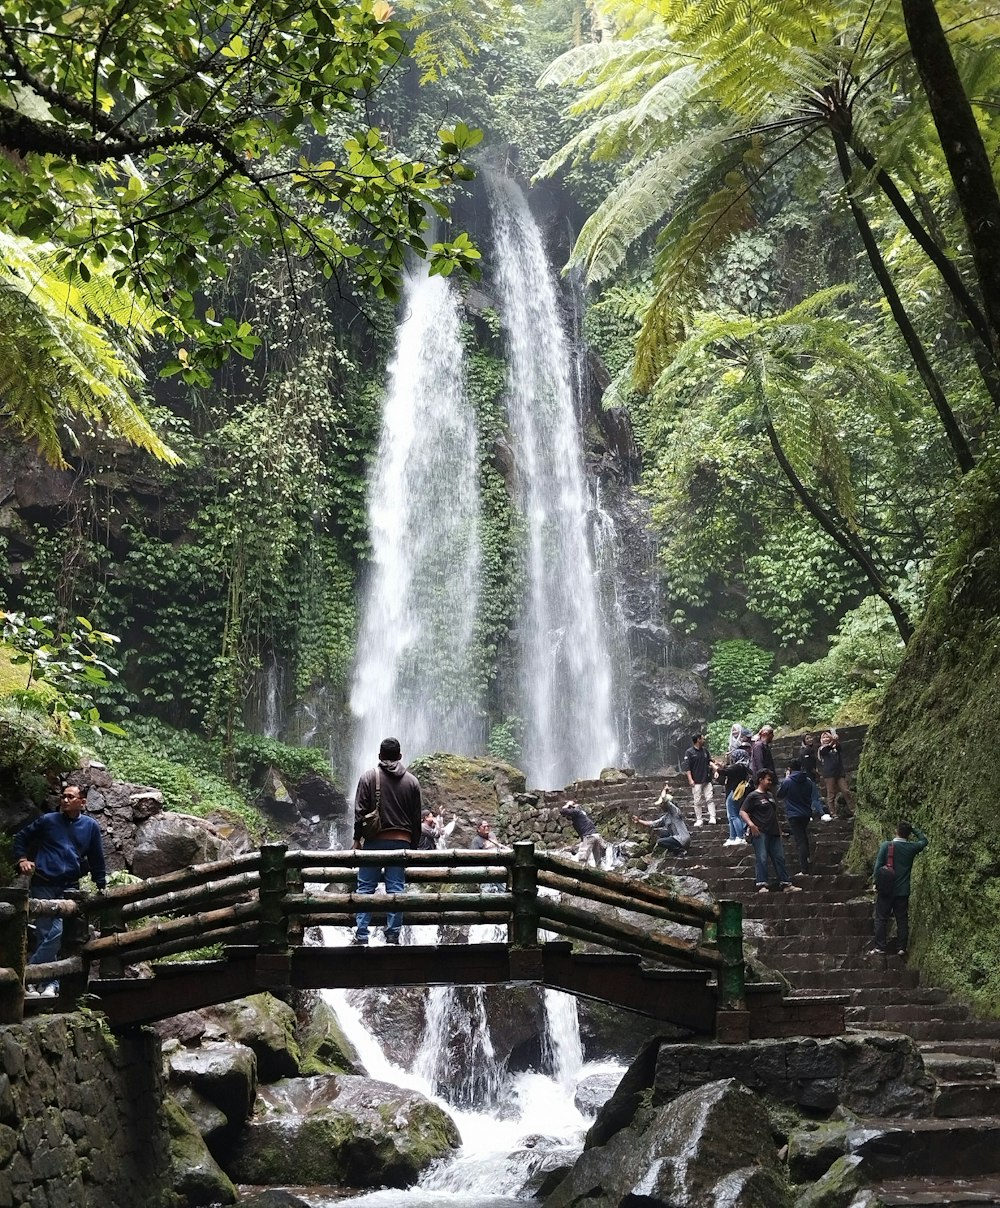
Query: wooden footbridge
0 843 842 1042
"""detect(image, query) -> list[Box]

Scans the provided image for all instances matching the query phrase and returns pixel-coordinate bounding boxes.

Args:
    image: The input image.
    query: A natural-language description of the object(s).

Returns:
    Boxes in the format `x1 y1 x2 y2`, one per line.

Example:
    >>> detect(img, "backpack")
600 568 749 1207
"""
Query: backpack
875 841 896 897
732 778 750 803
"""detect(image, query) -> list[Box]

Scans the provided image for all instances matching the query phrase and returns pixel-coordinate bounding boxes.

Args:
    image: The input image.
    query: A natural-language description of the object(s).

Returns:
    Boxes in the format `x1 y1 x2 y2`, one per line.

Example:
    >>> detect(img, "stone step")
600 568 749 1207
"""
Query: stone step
846 1003 972 1026
849 1117 1000 1177
920 1040 1000 1063
781 965 922 989
923 1053 999 1083
932 1082 1000 1118
875 1174 1000 1205
753 935 874 956
894 1020 1000 1042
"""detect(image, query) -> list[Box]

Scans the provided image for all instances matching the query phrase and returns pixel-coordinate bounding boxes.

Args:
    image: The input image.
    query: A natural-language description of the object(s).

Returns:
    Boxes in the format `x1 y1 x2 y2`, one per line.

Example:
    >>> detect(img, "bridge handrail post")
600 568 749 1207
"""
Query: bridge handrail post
60 890 92 1005
511 841 539 948
717 899 746 1011
0 886 28 1022
91 891 127 979
259 843 289 949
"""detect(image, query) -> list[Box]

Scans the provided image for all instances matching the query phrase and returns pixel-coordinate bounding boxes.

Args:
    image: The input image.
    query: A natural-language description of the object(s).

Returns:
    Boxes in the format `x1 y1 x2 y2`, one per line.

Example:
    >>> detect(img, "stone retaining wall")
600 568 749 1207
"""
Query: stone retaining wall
0 1015 173 1208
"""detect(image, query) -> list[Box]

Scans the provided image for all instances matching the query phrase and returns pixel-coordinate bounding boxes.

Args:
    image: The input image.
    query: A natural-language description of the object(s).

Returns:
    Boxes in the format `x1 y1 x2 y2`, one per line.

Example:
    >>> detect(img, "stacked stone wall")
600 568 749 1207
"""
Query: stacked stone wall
0 1015 173 1208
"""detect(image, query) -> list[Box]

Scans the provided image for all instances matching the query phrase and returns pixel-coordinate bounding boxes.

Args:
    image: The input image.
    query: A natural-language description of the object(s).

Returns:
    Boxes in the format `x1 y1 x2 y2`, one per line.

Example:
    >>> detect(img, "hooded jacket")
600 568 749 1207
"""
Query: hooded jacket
776 770 814 819
353 759 422 845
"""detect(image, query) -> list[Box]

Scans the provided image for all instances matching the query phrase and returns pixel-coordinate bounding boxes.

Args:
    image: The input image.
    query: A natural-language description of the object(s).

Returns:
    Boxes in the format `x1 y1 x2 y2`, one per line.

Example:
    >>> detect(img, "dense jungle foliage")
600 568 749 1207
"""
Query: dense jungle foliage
3 1 1000 1009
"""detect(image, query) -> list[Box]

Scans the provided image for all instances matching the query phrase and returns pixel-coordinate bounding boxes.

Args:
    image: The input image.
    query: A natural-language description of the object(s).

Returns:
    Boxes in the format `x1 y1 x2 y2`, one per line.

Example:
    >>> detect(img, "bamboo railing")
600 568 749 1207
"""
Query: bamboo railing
0 841 745 1024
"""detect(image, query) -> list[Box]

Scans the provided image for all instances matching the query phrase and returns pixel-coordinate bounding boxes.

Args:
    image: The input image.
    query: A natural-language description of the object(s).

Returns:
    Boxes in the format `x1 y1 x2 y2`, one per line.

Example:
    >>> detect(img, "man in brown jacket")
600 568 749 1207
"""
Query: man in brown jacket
352 737 422 945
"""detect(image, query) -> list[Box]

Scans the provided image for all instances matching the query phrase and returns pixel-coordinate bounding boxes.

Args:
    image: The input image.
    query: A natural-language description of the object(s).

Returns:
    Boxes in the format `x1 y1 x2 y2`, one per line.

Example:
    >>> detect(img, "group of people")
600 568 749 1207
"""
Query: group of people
631 727 858 893
11 731 922 971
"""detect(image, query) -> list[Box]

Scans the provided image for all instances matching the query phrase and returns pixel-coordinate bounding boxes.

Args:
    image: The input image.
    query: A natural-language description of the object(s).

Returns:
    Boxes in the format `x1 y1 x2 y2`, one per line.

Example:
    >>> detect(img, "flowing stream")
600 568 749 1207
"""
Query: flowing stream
347 266 483 791
317 976 622 1208
488 175 620 789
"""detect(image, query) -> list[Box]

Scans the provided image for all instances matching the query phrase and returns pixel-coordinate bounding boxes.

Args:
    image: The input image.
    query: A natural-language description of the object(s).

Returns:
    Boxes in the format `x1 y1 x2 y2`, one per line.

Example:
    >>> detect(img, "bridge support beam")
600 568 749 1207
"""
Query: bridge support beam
259 843 289 949
511 841 539 949
717 899 746 1012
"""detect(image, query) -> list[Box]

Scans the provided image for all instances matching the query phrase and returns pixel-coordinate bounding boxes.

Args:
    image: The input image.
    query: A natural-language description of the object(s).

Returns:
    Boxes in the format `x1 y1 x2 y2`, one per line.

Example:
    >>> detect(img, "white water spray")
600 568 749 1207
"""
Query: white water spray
348 268 483 791
488 175 619 788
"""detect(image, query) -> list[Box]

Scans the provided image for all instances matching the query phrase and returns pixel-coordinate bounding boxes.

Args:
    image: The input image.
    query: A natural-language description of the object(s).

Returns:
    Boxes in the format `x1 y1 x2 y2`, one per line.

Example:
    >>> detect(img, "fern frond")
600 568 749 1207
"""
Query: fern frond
570 125 732 281
0 233 178 466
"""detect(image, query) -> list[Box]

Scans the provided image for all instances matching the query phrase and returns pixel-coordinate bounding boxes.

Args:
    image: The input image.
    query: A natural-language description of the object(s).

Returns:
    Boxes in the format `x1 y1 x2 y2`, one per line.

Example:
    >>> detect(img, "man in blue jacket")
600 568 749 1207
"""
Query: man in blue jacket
14 784 107 997
872 820 929 955
777 760 819 875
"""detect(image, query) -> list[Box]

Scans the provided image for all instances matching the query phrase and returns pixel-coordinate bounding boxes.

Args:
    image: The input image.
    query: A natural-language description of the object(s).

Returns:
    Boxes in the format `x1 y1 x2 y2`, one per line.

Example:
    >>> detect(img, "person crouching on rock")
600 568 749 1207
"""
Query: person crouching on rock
631 793 691 857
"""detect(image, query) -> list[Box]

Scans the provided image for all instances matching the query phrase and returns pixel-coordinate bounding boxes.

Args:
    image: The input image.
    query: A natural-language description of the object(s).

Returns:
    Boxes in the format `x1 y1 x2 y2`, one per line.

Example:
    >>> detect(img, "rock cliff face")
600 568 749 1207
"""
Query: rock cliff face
853 468 1000 1014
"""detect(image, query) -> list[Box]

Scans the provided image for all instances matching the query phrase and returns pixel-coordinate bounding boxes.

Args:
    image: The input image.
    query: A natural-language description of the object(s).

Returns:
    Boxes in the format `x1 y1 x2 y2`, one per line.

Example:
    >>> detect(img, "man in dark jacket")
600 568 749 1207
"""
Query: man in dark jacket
14 784 107 997
352 737 422 946
777 760 817 875
818 730 855 816
872 820 928 955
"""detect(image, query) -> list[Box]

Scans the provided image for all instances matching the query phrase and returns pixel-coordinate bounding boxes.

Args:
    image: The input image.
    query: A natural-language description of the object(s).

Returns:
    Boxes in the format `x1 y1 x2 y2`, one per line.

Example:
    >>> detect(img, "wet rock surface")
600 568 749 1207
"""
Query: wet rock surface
545 1077 793 1208
225 1073 461 1188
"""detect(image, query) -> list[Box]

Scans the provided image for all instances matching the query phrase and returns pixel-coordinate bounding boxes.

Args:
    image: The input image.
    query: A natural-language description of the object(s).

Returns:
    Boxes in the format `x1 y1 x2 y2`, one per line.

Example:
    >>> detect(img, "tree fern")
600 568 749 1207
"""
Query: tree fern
0 233 178 466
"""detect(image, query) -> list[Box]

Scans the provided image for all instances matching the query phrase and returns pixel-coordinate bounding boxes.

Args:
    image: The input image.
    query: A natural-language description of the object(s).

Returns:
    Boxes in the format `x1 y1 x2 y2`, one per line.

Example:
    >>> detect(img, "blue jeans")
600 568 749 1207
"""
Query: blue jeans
355 839 408 939
750 833 790 886
726 792 747 840
29 884 67 991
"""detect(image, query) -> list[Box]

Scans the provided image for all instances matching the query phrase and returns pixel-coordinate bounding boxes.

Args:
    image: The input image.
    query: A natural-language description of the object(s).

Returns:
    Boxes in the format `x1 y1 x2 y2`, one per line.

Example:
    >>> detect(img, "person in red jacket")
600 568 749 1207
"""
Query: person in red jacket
352 737 422 946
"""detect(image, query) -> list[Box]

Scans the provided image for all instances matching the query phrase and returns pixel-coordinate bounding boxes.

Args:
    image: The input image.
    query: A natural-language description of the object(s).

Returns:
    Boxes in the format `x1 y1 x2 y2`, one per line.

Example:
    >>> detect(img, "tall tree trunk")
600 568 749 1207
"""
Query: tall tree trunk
833 133 976 474
848 138 1000 411
902 0 1000 359
763 418 914 643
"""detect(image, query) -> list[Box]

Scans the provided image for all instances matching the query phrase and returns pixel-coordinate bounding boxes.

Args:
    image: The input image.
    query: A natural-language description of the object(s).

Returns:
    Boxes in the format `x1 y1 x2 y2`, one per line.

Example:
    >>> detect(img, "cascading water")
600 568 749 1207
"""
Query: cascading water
319 978 617 1208
348 267 483 790
488 174 620 789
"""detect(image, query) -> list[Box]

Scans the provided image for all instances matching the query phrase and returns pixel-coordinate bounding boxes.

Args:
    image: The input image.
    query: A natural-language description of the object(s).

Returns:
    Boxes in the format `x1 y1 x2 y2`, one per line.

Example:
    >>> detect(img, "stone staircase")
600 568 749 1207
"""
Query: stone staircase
568 776 1000 1205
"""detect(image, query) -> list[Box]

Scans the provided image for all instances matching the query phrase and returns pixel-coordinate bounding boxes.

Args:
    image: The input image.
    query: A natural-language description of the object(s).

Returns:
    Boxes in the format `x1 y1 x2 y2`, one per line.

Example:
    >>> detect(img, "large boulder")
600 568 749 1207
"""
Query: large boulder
164 1096 238 1206
544 1077 792 1208
200 994 301 1082
166 1041 257 1131
132 812 237 877
295 993 365 1076
225 1074 461 1188
406 753 525 844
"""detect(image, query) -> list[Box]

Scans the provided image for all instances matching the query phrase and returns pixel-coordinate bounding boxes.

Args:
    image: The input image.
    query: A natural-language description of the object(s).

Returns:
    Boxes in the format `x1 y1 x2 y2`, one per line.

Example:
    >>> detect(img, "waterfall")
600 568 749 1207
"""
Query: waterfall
414 985 508 1109
348 267 483 791
488 175 619 789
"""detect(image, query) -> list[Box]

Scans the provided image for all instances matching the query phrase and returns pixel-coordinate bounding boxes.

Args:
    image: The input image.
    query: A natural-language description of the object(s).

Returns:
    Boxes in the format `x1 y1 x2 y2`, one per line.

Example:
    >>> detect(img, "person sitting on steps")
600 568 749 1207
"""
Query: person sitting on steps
631 793 691 857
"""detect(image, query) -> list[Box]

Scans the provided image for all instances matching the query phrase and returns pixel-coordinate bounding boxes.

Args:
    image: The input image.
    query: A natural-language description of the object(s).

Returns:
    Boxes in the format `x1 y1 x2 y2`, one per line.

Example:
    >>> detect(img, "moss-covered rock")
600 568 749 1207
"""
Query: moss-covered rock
853 463 1000 1015
792 1154 874 1208
407 752 525 843
164 1096 238 1206
224 1074 461 1188
201 993 301 1082
295 994 364 1076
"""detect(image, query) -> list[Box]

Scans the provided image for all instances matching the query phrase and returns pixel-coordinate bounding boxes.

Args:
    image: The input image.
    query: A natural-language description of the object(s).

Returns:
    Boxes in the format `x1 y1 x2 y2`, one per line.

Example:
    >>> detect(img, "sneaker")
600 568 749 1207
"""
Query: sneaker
867 946 887 955
821 813 833 822
781 883 803 893
24 985 40 998
756 885 769 894
693 820 704 827
350 936 369 946
38 986 58 998
384 933 400 945
722 839 741 847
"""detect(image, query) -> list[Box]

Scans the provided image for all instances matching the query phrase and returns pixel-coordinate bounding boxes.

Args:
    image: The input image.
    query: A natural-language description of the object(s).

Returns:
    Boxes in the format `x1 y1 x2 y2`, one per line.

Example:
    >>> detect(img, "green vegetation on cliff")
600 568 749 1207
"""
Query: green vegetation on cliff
854 463 1000 1014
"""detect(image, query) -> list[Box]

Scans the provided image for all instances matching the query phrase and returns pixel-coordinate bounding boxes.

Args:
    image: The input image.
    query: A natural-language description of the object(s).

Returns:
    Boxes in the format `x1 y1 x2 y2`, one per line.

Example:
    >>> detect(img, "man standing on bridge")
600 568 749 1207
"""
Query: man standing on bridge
352 737 422 946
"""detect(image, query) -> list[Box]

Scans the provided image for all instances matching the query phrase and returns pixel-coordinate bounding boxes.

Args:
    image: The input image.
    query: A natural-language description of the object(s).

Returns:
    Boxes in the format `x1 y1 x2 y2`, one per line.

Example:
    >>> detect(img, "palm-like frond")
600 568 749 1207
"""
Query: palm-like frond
570 126 734 281
0 233 178 466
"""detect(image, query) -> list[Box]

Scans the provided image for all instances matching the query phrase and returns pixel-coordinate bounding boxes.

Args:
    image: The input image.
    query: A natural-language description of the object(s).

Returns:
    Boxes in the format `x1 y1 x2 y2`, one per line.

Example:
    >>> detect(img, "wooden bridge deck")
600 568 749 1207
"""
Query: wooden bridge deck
2 842 846 1041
